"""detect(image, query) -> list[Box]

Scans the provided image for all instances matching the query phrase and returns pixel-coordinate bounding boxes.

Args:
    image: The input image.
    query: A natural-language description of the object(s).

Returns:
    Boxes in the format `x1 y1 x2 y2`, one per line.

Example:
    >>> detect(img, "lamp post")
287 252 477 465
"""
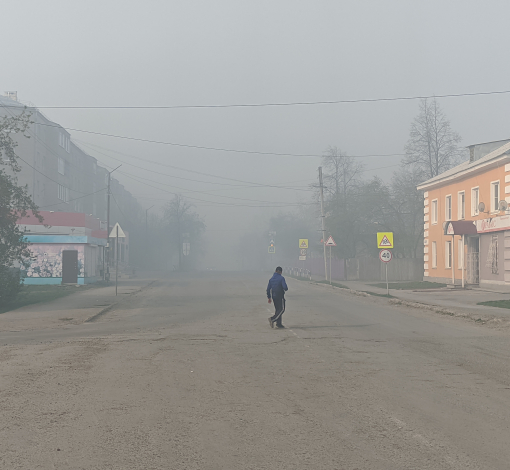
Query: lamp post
105 164 122 281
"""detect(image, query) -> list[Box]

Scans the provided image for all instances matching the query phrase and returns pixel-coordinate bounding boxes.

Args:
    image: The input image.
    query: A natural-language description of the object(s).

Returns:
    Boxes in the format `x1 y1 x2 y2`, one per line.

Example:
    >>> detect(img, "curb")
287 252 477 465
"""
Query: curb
85 303 118 323
312 281 510 326
85 279 157 323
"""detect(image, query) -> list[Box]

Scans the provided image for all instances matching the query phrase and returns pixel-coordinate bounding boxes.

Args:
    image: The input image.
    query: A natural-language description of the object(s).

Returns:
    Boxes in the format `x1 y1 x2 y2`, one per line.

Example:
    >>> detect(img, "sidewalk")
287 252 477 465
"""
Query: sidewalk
0 276 156 332
315 278 510 319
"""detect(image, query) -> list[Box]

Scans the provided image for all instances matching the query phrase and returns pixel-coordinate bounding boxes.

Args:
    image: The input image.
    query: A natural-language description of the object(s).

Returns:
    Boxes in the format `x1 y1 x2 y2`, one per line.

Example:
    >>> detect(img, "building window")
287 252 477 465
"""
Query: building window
59 131 70 152
445 240 452 269
458 191 465 220
431 199 438 224
58 184 69 202
472 187 479 216
445 195 452 221
58 157 65 175
432 241 437 268
486 234 498 274
491 181 500 212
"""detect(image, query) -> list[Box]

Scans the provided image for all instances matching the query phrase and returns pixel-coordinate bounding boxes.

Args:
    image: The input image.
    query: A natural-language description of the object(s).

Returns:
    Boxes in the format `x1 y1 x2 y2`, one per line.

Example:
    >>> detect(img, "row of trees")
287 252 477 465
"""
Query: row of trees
268 98 465 261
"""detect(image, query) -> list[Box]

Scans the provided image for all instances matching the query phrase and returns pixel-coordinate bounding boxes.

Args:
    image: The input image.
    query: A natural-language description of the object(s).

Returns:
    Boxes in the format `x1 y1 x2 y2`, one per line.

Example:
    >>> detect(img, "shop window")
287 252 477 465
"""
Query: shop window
486 235 498 274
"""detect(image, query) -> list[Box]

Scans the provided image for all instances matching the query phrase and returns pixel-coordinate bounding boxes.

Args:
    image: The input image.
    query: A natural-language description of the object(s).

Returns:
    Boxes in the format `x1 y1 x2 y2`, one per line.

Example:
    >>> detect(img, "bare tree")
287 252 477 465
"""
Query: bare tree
164 194 205 271
322 146 364 200
404 98 463 179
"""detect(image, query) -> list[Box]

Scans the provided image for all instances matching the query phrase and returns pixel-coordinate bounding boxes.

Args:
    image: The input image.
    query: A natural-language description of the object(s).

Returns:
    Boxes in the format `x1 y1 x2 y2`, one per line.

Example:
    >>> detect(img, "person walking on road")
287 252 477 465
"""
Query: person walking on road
267 266 288 329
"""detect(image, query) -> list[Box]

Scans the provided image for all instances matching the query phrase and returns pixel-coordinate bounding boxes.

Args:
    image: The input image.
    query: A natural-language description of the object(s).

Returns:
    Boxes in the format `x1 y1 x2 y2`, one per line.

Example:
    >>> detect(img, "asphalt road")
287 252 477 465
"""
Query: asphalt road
1 271 510 469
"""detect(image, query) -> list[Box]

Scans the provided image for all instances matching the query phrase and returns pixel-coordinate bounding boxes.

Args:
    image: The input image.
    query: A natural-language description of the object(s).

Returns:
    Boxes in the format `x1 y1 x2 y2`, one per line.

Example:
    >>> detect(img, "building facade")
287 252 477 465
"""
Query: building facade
418 140 510 286
17 211 108 284
1 92 142 277
0 93 140 227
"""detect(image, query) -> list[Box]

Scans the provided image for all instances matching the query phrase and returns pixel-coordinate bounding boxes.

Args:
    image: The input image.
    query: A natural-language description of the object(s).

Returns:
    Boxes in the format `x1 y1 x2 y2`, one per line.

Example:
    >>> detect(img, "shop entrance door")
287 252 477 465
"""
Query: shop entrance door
62 250 78 284
467 237 479 285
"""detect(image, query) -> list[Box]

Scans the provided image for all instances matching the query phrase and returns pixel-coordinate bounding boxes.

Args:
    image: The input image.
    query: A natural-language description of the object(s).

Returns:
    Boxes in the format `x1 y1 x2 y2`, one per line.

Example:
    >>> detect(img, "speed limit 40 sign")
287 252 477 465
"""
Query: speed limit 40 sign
379 249 392 263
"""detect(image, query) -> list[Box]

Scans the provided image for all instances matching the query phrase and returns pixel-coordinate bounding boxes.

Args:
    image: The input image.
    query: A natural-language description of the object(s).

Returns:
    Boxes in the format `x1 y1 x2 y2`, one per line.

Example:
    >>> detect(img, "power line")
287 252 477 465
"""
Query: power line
35 122 402 159
119 170 313 208
117 169 313 205
39 188 107 209
77 140 315 192
3 89 510 109
111 193 137 225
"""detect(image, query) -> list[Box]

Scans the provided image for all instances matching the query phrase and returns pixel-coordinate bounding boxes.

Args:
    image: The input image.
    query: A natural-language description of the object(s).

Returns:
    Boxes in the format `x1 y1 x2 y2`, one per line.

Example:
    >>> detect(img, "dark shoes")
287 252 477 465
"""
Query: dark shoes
268 317 274 328
276 324 285 329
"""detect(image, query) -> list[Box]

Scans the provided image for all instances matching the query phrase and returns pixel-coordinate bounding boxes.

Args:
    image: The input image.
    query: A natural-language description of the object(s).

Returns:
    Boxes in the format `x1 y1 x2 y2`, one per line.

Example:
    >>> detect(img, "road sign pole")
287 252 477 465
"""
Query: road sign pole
386 262 388 295
115 225 119 296
329 245 332 285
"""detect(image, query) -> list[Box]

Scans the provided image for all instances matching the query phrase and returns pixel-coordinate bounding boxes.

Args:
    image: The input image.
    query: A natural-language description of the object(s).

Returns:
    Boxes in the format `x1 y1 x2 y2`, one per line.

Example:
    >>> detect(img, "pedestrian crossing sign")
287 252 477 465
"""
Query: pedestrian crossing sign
377 232 394 249
299 239 309 249
268 246 275 254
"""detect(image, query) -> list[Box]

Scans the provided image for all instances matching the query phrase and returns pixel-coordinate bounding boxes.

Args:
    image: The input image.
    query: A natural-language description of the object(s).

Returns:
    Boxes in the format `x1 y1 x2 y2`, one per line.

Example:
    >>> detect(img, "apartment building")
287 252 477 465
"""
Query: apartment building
417 139 510 286
1 92 141 222
1 92 142 279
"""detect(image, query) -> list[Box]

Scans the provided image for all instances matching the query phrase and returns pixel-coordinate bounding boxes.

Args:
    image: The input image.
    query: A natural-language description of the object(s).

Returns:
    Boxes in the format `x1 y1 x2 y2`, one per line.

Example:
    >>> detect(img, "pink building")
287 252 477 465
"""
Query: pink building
17 211 109 284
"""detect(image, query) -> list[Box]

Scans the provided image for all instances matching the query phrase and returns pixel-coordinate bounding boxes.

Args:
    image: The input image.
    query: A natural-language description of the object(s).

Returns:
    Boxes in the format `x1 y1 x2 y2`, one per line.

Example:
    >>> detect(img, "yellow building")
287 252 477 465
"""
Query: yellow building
417 140 510 286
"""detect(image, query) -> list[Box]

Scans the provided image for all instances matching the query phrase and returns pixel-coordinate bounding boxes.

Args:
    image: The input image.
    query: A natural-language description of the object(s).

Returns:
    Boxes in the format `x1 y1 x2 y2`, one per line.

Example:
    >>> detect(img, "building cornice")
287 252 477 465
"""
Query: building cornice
417 155 510 191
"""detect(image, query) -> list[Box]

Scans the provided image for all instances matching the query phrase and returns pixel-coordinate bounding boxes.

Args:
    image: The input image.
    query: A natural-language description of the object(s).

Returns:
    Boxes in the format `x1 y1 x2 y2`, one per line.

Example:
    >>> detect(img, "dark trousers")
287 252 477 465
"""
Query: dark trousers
271 297 285 326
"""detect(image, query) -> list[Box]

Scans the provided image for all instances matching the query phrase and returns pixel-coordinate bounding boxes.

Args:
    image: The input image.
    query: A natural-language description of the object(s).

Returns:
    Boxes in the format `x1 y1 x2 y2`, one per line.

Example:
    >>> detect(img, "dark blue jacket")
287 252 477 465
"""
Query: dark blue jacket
267 272 288 299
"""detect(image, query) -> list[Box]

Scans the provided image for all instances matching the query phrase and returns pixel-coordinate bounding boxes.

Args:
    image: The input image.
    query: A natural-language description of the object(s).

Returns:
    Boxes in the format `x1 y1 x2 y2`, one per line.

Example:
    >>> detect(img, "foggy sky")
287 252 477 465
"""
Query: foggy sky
3 1 510 268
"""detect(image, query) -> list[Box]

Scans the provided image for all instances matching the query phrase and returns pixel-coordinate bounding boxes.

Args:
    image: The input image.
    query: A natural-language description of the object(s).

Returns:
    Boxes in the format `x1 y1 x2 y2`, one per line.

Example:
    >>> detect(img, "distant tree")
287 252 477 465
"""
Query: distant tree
322 146 364 201
404 98 463 179
164 195 205 271
0 109 42 304
387 166 425 257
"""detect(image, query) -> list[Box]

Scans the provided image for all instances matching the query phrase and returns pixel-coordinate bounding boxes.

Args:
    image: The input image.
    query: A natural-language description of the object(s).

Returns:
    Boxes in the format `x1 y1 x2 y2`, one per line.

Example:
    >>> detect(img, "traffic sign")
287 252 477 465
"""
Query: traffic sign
377 232 394 249
299 255 306 261
325 236 336 246
109 222 126 238
300 248 307 256
299 239 309 249
379 249 392 263
268 246 275 254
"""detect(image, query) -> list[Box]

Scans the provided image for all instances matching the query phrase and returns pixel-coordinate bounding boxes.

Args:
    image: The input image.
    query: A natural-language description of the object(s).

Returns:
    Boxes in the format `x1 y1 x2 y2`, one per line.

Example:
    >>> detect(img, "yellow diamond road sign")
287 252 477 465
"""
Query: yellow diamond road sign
377 232 394 249
299 239 309 249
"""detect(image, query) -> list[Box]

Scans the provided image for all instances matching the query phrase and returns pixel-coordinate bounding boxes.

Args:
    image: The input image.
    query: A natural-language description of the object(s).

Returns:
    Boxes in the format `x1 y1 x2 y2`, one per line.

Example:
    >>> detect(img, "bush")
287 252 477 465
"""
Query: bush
0 266 23 306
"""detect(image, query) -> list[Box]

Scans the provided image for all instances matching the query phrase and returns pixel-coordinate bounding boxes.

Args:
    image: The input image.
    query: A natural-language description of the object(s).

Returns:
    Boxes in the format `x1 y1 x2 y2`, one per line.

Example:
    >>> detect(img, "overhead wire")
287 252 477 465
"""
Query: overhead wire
3 89 510 109
38 187 107 209
76 140 313 191
118 170 314 208
36 121 402 159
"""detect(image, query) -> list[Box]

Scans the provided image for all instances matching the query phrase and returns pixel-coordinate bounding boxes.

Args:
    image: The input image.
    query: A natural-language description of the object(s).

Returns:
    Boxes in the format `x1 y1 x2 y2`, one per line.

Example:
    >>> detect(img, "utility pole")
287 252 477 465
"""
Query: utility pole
318 167 328 281
105 164 122 281
146 205 154 268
